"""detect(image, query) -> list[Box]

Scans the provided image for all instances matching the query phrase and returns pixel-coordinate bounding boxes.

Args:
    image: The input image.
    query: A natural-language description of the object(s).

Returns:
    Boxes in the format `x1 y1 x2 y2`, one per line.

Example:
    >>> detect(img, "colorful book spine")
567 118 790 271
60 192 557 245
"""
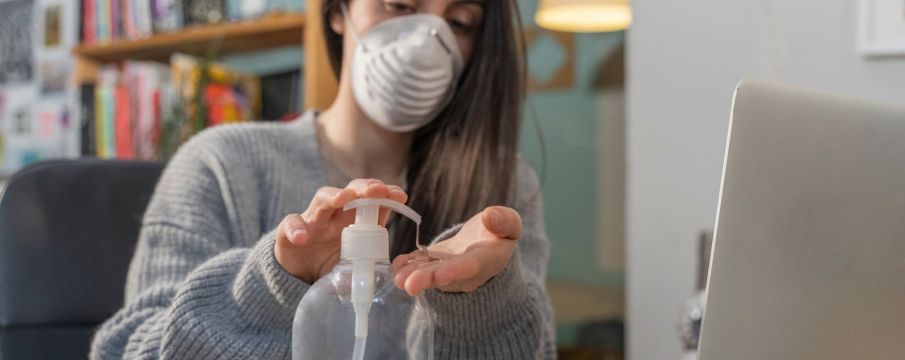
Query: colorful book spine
98 71 117 159
114 84 135 159
122 0 136 39
96 0 109 42
267 0 303 13
94 86 106 158
151 89 162 160
136 0 153 37
104 88 116 158
153 0 184 33
81 0 302 44
128 62 151 159
110 0 120 40
82 0 97 44
155 0 170 32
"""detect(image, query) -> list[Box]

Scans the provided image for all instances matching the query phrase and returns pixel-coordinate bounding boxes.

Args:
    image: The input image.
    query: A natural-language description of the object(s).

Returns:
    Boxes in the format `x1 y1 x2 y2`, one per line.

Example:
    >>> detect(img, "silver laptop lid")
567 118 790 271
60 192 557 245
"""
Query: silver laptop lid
698 80 905 360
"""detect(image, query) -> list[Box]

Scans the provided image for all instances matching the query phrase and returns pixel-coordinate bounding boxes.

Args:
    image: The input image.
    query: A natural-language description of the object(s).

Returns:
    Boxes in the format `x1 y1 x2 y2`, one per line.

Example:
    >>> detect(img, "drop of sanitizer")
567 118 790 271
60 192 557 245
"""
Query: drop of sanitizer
407 223 443 264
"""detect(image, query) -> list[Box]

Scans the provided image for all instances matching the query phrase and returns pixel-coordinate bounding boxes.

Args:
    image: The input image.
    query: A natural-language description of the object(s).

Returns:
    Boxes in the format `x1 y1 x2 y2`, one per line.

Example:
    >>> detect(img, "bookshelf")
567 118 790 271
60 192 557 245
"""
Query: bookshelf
73 0 338 110
73 14 306 64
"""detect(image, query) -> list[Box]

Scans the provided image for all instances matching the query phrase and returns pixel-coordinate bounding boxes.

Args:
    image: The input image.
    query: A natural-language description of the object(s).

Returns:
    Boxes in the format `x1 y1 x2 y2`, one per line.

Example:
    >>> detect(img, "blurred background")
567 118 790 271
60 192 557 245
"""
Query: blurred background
0 0 627 358
1 0 903 359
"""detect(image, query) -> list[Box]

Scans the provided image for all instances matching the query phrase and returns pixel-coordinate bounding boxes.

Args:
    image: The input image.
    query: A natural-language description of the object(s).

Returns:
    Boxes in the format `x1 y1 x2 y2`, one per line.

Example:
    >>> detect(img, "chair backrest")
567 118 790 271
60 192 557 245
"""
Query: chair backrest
0 159 164 359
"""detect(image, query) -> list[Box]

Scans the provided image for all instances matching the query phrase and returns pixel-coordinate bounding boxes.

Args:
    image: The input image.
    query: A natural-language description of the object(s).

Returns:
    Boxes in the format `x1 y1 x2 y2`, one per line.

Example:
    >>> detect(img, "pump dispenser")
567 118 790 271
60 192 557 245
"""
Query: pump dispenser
342 199 421 359
292 199 433 360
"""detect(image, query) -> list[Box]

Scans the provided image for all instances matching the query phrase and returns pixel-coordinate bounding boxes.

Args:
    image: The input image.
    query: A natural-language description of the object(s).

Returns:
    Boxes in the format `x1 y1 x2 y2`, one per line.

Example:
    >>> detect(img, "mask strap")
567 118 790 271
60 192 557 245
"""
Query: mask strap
339 2 366 51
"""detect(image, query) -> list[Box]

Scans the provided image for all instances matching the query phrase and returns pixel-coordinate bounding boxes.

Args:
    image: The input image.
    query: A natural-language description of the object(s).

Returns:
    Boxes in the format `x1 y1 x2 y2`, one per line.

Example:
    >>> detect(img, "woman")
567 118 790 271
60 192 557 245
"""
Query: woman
91 0 554 358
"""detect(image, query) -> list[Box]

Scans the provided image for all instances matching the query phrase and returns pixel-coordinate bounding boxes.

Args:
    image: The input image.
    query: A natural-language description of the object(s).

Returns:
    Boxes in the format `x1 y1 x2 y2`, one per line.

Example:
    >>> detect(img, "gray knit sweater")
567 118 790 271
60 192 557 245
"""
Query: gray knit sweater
90 111 555 359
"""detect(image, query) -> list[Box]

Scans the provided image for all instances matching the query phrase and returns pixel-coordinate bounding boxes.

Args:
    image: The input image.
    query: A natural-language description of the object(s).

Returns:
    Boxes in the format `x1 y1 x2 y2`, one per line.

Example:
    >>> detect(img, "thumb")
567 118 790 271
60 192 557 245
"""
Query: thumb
481 206 522 240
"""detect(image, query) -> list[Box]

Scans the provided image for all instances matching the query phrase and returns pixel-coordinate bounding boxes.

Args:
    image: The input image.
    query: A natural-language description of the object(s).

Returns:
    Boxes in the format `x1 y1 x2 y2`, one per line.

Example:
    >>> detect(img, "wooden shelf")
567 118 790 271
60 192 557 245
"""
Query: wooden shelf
71 0 335 109
72 13 306 64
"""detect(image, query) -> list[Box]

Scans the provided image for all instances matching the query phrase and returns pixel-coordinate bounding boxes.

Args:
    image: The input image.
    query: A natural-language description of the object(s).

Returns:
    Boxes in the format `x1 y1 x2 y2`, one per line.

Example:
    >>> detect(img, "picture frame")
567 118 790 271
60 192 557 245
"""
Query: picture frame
858 0 905 57
524 27 575 92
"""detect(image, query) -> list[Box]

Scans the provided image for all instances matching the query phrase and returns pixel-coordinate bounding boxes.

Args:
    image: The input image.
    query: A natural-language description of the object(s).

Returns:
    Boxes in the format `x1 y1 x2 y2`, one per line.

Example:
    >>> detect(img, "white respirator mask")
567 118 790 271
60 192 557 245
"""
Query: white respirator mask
341 4 465 132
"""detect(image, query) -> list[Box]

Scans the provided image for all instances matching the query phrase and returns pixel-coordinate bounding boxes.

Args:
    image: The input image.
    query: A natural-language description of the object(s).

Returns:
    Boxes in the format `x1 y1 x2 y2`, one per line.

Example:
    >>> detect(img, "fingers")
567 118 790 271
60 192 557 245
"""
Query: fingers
278 213 309 246
481 206 523 240
388 207 522 296
303 179 409 228
293 179 411 251
386 185 407 203
392 253 411 270
394 255 483 295
344 179 408 225
434 256 481 287
403 262 440 296
345 178 390 198
302 187 354 229
394 260 420 290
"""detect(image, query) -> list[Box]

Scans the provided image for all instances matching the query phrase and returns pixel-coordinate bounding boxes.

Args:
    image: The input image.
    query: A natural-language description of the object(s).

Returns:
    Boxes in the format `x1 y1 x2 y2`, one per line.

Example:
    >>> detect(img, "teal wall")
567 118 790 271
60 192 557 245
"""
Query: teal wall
517 0 625 287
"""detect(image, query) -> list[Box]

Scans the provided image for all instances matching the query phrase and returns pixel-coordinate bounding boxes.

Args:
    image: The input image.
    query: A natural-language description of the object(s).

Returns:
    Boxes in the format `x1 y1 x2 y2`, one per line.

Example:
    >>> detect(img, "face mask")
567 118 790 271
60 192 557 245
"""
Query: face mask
341 4 465 132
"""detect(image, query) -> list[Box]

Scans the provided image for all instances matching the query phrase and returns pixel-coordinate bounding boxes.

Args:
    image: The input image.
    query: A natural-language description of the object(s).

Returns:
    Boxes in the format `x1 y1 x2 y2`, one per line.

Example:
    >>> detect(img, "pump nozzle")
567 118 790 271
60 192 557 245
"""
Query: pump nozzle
343 198 422 225
341 198 421 360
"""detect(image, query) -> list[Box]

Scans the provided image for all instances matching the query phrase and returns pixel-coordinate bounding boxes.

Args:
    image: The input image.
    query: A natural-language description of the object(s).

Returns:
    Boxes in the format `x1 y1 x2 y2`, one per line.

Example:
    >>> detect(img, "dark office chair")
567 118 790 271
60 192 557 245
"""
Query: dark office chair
0 159 164 359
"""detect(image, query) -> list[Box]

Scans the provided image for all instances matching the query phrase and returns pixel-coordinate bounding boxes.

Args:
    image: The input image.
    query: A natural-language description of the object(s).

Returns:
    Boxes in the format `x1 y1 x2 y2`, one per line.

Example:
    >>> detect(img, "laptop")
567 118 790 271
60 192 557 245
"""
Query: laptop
697 80 905 360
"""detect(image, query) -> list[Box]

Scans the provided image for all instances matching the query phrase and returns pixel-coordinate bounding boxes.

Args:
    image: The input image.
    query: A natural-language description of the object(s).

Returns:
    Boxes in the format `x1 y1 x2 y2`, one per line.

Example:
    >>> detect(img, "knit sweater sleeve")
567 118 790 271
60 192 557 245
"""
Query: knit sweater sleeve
90 130 309 360
424 160 556 359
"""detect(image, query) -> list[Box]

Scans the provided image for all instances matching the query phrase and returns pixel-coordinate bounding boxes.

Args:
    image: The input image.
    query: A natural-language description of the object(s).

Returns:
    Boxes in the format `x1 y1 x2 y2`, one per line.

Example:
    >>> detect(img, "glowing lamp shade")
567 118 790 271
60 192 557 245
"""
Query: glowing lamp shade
535 0 633 32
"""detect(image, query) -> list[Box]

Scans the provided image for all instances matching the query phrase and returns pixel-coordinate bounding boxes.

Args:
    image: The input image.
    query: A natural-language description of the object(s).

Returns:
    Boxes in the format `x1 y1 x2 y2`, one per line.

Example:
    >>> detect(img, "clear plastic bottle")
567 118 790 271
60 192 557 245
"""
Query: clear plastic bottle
292 198 434 360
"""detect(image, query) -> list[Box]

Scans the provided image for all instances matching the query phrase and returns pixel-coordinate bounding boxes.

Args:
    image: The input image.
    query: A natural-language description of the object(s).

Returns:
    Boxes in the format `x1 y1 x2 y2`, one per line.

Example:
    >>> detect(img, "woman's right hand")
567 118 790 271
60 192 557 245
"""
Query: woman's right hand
275 179 408 284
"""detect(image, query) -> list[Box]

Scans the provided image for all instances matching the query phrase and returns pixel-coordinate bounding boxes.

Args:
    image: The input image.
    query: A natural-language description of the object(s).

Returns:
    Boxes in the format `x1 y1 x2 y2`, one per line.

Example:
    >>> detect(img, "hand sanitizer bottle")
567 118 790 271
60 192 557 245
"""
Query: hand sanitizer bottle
292 198 434 360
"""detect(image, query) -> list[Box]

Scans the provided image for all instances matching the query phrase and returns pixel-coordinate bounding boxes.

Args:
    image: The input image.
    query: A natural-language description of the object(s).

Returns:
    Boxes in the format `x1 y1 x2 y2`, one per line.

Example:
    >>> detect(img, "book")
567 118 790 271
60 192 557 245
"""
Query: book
124 61 169 160
226 0 265 21
151 88 162 159
81 0 298 41
82 0 96 44
122 0 135 39
96 67 119 158
110 0 119 40
93 94 104 159
79 83 97 156
86 61 177 160
114 82 134 159
267 0 303 13
183 0 225 26
135 0 153 37
156 0 184 33
103 86 116 158
96 0 109 42
83 0 151 42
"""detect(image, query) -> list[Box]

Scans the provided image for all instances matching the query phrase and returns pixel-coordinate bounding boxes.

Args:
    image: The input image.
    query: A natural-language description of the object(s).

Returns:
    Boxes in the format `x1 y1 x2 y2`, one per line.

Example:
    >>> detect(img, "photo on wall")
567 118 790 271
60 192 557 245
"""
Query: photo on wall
0 0 35 85
43 4 62 48
38 60 70 95
6 93 34 138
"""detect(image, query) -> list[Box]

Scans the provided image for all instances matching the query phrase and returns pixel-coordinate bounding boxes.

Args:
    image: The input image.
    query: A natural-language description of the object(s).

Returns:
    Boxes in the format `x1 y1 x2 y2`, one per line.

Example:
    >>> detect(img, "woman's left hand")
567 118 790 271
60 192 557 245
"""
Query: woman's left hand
392 206 523 295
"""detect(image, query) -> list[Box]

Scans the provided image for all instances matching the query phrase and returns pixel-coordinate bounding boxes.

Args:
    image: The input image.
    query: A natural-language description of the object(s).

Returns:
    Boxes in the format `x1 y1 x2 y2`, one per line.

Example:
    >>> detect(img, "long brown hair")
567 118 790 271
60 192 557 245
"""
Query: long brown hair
322 0 526 257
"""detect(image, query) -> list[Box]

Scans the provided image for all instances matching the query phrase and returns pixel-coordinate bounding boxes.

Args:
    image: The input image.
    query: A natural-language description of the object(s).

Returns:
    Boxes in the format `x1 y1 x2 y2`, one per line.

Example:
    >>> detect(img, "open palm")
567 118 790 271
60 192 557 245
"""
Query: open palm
392 206 523 295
